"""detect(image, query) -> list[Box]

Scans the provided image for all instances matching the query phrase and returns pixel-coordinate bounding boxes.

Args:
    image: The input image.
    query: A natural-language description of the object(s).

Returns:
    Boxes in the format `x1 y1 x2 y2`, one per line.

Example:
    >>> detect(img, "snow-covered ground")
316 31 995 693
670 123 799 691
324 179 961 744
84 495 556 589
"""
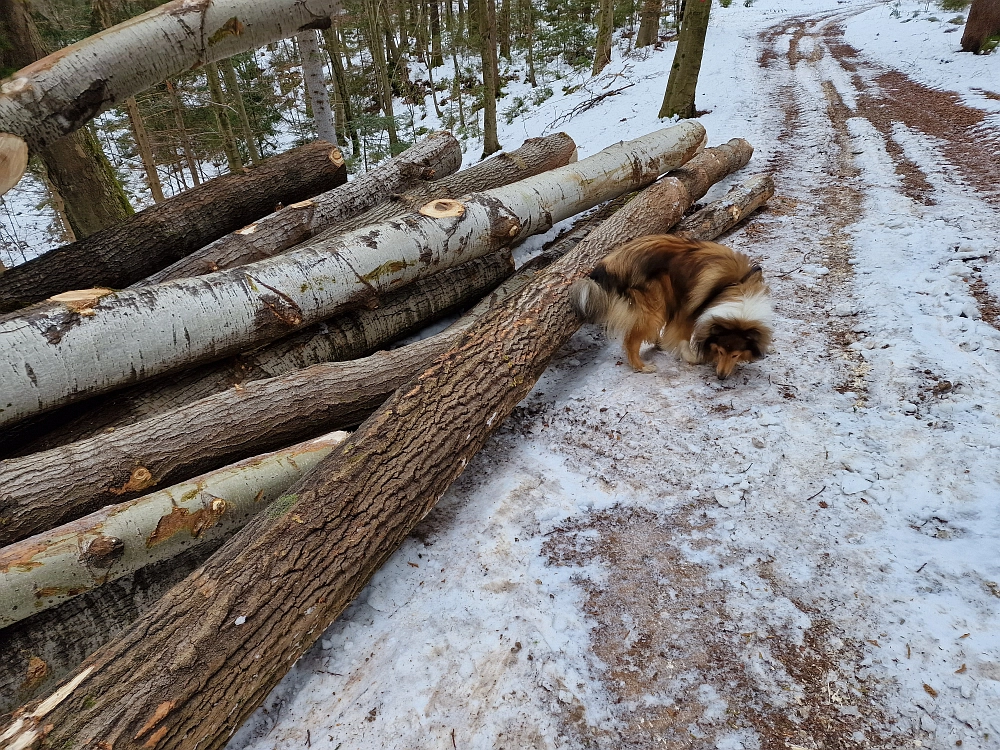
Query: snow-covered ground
217 1 1000 749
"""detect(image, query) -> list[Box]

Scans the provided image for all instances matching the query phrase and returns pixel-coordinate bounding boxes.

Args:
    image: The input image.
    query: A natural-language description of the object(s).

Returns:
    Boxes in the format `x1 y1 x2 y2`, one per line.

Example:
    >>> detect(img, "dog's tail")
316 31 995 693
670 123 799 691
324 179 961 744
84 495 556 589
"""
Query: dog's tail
570 277 612 323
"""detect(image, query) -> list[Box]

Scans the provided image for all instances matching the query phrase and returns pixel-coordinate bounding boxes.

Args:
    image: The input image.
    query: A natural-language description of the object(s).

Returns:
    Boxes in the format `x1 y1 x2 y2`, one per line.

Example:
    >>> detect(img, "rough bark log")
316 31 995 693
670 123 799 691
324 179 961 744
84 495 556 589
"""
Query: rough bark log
0 141 347 312
0 431 348 629
0 0 345 168
19 252 515 455
0 139 752 750
297 30 339 146
673 173 773 239
0 543 223 716
0 123 706 428
140 132 464 285
0 211 619 543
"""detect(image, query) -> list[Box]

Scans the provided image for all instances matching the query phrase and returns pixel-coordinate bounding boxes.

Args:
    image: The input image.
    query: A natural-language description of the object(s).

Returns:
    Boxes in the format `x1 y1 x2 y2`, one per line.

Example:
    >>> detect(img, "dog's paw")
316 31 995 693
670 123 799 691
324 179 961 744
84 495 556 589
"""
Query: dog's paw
636 363 658 373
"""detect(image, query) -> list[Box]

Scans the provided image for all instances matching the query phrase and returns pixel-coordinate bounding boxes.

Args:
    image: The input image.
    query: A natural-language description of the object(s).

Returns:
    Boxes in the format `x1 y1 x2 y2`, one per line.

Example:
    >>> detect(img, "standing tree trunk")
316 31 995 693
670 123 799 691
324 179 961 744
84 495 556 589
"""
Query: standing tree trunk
123 95 166 203
658 0 711 119
478 0 501 157
520 0 538 87
0 141 347 311
592 0 615 75
429 0 445 67
0 140 752 750
164 80 202 186
0 124 706 427
366 1 400 149
204 62 245 173
636 0 661 48
961 0 1000 53
498 0 512 60
218 58 262 164
0 0 133 233
322 25 362 155
297 30 340 146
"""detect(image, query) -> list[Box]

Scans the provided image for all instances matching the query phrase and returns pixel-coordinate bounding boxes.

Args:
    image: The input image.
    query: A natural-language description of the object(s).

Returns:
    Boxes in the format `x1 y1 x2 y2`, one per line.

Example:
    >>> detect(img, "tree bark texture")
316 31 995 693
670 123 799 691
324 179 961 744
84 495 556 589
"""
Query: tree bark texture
673 173 773 239
0 139 753 750
0 0 346 167
123 95 165 203
659 0 712 119
0 123 706 428
140 132 463 285
18 252 515 459
478 0 502 157
592 0 615 75
636 0 662 48
297 30 339 146
0 141 348 312
204 62 244 173
0 0 134 232
961 0 1000 52
0 207 625 541
0 431 348 629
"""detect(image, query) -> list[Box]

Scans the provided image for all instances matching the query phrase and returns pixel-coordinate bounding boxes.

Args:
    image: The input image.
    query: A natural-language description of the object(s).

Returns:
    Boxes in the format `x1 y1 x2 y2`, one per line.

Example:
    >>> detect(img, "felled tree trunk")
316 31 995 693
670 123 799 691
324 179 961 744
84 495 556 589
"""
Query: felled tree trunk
0 201 631 542
0 140 752 750
672 173 773 239
0 123 706 428
19 252 515 456
0 431 348 629
0 141 347 312
0 0 345 188
140 132 465 284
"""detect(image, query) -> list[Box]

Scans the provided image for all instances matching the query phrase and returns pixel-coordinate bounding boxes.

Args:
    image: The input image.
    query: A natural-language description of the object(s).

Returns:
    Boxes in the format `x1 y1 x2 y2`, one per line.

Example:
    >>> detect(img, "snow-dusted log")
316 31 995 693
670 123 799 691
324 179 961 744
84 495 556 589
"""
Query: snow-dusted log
0 431 347 629
0 139 751 750
14 252 515 457
673 173 774 239
0 122 707 428
297 29 338 146
0 141 348 311
0 0 345 189
141 132 577 284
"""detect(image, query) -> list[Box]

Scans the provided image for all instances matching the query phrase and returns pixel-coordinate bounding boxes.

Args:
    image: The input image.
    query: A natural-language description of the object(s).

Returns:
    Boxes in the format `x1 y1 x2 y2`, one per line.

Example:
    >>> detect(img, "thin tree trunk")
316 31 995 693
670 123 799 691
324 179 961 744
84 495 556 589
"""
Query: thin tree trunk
498 0 511 60
658 0 711 119
0 141 348 311
452 43 466 127
0 0 345 172
0 0 133 232
142 133 462 284
478 0 501 157
636 0 661 48
123 95 166 203
164 80 201 186
323 25 361 155
0 141 752 750
0 253 512 543
592 0 615 75
366 1 400 148
429 0 445 67
204 62 244 173
0 124 706 428
0 431 348 629
520 0 538 87
218 58 262 164
297 30 339 146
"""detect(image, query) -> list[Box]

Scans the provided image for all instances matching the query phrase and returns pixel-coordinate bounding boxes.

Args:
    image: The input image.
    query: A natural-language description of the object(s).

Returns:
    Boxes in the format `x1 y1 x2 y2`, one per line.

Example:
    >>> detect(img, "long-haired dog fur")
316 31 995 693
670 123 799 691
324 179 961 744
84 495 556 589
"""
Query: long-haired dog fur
570 234 773 380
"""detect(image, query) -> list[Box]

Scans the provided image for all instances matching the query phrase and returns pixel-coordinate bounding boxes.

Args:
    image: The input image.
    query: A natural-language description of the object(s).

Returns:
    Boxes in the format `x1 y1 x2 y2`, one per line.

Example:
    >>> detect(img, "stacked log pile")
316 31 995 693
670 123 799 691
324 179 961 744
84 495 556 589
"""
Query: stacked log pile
0 122 776 746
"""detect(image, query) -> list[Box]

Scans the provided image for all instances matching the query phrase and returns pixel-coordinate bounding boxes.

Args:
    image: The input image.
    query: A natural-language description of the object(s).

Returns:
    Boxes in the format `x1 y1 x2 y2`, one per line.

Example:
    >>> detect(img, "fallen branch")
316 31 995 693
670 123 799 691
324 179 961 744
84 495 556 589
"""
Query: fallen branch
138 133 464 283
0 431 348 629
141 132 578 285
0 139 752 750
546 83 636 131
0 122 707 428
0 141 348 310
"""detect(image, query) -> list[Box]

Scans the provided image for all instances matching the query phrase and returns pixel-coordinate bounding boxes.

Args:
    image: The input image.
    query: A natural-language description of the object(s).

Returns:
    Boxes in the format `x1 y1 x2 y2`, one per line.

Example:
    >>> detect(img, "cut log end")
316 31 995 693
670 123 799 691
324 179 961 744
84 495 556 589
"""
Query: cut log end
47 288 116 312
328 147 345 168
419 199 465 218
0 133 29 196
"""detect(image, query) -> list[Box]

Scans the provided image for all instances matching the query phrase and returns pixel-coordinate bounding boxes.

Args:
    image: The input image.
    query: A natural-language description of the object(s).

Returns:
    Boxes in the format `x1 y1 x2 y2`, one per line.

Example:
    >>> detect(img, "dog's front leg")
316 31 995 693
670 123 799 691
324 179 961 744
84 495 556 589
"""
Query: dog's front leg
678 339 702 365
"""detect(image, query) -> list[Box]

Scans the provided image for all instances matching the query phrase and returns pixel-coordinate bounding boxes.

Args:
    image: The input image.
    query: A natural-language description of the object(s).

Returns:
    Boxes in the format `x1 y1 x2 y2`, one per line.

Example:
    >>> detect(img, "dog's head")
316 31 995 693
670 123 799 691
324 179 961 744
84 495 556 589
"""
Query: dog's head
691 289 773 380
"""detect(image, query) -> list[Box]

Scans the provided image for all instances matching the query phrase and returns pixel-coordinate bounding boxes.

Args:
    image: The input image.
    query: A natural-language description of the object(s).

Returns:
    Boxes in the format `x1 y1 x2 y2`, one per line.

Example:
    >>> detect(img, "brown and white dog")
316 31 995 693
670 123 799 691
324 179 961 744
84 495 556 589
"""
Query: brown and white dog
570 234 773 379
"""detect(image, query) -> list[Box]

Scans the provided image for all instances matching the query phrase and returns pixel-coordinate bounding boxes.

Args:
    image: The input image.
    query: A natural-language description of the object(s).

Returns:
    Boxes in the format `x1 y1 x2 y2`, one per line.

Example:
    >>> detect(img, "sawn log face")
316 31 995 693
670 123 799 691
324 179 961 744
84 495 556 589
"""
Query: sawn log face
0 139 752 750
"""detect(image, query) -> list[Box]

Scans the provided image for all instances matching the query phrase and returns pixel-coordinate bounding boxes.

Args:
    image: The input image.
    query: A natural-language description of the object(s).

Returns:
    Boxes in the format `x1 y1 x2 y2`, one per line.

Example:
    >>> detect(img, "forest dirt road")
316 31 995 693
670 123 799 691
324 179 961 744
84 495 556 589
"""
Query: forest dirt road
233 7 1000 750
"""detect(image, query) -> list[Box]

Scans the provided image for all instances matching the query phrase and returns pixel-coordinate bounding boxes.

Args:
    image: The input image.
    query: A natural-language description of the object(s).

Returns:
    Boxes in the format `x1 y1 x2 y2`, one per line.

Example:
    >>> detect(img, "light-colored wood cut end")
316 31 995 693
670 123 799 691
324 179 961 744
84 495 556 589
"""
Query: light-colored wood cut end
0 133 29 196
329 147 345 168
48 288 116 312
288 199 316 209
419 199 465 218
